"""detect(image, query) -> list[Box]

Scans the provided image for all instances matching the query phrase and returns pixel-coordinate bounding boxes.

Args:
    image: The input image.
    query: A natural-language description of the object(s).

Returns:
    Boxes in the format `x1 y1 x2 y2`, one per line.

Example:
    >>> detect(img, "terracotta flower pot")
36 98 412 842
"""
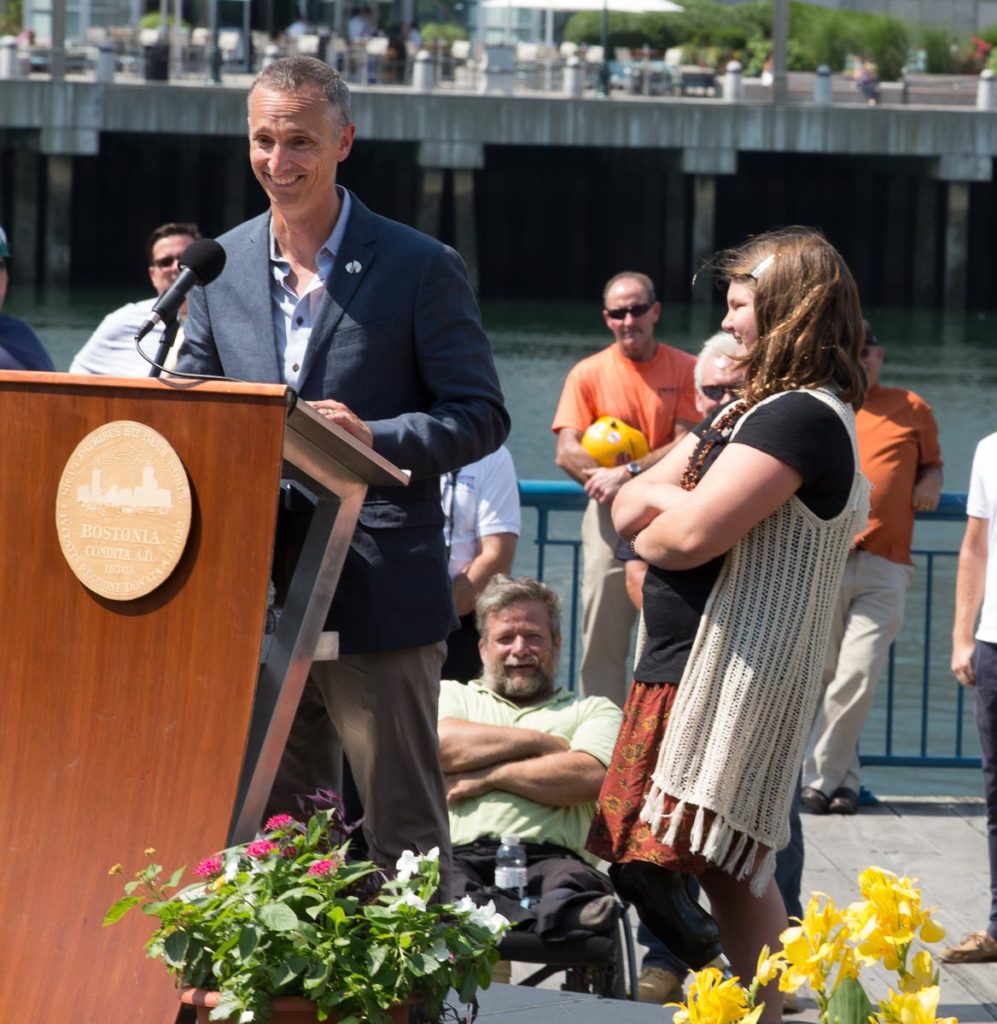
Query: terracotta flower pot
179 988 413 1024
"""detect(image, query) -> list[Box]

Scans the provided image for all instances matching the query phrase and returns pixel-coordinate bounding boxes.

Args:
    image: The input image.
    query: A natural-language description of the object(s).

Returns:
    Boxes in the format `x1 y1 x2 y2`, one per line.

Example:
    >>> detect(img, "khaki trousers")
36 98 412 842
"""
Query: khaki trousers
803 550 913 795
579 499 637 704
268 642 452 899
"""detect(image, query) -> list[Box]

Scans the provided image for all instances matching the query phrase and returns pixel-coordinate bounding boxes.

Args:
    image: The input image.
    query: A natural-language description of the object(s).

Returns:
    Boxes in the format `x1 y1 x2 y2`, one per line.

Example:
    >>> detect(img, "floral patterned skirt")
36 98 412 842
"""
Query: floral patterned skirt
586 680 712 874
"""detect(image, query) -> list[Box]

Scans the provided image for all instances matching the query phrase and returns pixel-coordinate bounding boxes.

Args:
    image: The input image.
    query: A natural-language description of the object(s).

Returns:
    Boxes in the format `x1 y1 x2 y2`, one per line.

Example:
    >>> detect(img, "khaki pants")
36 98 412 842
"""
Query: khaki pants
803 550 913 795
579 499 637 704
269 642 453 899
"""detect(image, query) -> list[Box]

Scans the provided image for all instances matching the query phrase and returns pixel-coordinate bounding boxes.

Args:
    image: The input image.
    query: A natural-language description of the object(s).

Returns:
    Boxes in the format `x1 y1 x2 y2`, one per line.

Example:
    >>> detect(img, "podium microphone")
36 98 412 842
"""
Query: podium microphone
135 238 227 345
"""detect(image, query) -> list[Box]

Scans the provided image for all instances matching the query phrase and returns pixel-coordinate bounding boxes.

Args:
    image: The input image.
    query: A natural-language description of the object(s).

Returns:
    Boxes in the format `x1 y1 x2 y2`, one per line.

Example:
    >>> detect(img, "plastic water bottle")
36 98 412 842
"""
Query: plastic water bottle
494 833 528 902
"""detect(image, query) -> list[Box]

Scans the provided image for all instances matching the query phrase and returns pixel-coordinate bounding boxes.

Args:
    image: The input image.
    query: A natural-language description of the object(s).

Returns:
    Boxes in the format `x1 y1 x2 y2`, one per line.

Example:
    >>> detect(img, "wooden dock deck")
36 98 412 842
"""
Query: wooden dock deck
475 795 997 1022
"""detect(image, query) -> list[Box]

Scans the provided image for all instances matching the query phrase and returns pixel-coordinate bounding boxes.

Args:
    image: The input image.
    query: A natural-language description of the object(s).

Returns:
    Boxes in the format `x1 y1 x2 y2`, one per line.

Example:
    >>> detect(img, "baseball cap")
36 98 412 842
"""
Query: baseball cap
0 226 10 259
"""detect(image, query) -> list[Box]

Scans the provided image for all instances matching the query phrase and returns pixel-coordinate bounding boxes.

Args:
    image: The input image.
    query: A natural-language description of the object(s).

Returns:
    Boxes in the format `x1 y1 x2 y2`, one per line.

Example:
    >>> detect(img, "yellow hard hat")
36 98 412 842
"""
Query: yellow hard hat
581 416 650 467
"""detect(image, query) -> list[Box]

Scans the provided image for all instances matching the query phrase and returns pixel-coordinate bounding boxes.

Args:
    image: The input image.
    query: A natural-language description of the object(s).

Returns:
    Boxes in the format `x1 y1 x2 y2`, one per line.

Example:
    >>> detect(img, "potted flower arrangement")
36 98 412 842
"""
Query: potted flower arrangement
670 866 956 1024
104 802 509 1024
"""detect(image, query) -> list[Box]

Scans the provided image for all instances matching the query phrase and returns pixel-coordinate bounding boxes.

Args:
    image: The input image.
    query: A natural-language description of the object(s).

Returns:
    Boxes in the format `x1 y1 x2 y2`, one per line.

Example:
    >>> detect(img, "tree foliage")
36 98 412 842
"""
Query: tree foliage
0 0 23 35
420 20 469 44
561 0 949 81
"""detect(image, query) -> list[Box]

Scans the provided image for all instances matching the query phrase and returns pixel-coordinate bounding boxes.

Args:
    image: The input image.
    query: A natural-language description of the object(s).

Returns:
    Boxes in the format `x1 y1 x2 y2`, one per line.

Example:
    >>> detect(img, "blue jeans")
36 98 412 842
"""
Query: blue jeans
973 640 997 940
639 785 804 970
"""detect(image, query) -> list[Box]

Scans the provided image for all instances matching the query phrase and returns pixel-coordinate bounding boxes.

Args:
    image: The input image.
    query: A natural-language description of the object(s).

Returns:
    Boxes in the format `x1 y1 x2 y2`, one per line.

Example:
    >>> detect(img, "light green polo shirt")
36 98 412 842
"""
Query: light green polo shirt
439 679 623 863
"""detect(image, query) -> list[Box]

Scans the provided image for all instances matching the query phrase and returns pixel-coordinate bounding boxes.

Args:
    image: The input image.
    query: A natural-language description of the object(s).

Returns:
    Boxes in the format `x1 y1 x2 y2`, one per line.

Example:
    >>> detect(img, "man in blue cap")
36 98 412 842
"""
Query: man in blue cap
0 226 54 371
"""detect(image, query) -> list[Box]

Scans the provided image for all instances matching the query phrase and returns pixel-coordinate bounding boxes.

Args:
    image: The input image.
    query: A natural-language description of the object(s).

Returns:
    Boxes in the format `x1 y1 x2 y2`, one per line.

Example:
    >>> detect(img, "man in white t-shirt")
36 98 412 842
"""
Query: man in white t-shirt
69 222 200 376
441 445 520 681
945 431 997 963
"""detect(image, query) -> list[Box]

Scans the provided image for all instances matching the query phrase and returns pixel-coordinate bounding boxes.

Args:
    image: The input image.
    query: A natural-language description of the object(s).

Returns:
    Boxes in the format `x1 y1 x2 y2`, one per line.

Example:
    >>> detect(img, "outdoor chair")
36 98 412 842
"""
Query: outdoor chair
497 894 639 1000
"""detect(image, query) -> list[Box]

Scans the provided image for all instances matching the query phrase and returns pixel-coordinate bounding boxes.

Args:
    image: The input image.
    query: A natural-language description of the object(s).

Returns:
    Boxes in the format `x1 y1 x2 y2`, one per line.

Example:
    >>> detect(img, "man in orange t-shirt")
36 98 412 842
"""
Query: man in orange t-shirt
551 271 698 704
802 322 943 815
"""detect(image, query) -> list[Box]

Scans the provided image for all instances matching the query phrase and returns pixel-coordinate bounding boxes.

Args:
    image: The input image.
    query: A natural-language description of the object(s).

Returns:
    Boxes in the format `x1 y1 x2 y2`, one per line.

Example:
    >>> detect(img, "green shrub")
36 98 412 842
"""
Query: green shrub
859 15 909 80
419 21 467 45
0 0 21 35
914 24 958 73
973 23 997 47
139 11 192 30
565 0 765 58
790 11 856 71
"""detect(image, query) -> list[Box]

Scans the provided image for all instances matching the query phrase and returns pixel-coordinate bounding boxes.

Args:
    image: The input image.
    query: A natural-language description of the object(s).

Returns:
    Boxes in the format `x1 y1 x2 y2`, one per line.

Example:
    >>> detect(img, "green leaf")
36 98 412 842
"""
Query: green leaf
259 903 300 931
238 926 259 959
102 896 142 925
162 931 190 968
368 944 389 976
166 866 187 888
209 992 241 1021
269 955 307 988
827 976 875 1024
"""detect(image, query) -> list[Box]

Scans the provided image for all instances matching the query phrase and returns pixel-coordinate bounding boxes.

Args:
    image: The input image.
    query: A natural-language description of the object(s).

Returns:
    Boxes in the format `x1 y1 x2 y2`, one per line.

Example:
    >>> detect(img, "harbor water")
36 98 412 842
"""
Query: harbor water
14 288 997 797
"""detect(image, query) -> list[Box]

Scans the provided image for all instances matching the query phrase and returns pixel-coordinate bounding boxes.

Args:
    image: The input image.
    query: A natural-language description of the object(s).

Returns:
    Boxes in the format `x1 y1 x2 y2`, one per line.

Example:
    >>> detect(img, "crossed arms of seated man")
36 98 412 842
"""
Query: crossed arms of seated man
438 718 605 808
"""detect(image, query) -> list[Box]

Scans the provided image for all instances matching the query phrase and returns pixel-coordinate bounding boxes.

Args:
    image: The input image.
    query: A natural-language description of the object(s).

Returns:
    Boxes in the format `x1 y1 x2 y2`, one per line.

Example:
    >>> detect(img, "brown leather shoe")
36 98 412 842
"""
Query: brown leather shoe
636 965 684 1003
828 787 859 815
940 931 997 963
800 786 830 814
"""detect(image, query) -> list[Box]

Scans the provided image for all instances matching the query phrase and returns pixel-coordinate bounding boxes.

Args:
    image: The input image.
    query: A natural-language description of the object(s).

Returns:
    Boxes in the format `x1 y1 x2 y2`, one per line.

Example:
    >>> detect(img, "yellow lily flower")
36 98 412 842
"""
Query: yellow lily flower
754 944 785 987
877 985 957 1024
672 966 762 1024
844 867 945 974
899 951 939 995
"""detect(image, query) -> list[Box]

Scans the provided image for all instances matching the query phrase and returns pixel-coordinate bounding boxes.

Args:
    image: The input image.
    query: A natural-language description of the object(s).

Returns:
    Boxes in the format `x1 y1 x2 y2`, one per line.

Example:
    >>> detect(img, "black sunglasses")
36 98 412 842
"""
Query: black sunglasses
606 302 653 321
700 384 738 401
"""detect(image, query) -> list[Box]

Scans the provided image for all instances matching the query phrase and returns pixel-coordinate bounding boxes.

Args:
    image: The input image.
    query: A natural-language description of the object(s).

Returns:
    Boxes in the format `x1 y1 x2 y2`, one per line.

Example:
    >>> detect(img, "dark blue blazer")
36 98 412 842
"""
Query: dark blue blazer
179 194 510 653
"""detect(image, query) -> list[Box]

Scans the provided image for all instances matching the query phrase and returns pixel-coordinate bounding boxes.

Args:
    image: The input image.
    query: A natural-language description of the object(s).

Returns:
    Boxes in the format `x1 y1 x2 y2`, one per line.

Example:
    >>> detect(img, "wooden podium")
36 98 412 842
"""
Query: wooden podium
0 372 407 1024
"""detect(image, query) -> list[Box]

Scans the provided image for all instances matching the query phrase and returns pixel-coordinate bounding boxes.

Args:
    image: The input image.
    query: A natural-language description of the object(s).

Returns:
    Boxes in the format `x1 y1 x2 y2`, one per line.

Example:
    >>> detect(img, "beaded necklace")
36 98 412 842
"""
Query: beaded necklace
680 399 752 491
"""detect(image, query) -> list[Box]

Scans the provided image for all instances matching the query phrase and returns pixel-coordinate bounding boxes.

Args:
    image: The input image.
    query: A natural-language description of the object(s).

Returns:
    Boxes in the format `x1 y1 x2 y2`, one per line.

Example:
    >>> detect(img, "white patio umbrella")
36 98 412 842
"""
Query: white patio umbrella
480 0 682 49
481 0 681 10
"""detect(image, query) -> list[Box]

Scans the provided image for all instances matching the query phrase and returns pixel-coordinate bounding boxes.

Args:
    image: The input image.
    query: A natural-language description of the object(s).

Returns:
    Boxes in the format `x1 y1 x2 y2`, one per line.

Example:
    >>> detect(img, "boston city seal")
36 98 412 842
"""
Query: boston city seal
55 420 192 600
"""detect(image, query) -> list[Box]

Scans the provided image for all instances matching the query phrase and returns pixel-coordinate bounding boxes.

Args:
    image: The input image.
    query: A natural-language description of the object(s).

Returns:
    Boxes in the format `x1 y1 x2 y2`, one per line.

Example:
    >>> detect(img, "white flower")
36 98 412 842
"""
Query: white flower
238 1012 255 1023
223 852 240 882
453 896 477 915
431 937 451 961
423 847 440 862
467 899 510 935
395 849 421 882
389 891 427 913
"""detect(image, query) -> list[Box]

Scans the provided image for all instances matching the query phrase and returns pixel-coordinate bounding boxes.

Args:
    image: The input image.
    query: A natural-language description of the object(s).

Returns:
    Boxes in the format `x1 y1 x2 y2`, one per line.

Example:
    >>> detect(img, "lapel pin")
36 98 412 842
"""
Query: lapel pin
345 260 362 274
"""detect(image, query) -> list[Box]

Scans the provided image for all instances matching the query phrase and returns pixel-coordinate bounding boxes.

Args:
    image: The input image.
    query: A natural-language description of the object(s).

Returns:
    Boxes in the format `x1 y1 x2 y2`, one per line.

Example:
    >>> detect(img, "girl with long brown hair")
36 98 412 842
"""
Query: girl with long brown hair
587 227 868 1019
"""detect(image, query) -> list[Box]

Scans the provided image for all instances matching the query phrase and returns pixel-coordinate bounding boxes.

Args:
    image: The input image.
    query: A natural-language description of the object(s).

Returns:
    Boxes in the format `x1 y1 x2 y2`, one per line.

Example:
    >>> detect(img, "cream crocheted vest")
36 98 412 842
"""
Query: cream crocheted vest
639 388 869 896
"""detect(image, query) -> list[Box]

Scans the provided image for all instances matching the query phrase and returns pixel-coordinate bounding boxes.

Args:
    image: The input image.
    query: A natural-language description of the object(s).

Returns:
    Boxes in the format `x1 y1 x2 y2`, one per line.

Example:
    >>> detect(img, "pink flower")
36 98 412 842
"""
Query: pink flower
307 859 337 877
246 840 278 859
264 814 295 832
194 856 223 878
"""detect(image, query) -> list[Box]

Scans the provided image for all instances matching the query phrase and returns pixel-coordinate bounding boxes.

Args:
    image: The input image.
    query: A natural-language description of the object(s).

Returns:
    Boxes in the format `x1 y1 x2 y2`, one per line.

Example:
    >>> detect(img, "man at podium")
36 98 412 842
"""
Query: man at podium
176 56 509 897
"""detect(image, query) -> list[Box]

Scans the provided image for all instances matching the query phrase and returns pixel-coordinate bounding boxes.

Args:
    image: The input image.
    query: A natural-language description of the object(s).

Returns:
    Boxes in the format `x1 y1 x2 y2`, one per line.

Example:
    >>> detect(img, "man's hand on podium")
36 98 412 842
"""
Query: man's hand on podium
308 399 373 448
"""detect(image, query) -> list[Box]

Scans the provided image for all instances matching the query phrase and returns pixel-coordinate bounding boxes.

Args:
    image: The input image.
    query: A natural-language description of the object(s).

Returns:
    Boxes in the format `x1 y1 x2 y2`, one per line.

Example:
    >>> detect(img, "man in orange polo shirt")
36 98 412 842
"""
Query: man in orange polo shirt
802 322 943 815
551 271 698 704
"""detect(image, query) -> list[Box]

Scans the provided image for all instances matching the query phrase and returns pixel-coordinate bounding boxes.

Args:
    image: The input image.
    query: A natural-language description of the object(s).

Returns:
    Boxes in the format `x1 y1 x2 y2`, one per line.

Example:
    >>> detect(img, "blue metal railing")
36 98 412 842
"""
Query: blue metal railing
518 482 978 772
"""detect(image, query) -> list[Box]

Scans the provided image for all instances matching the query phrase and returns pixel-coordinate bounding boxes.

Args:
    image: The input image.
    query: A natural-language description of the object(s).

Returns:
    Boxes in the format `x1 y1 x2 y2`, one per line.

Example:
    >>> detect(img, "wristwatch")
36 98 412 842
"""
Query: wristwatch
626 462 642 477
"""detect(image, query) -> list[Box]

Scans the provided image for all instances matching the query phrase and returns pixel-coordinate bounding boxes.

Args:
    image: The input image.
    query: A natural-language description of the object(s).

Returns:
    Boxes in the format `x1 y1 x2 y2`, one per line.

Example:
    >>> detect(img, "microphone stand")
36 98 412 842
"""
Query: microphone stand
148 316 181 378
